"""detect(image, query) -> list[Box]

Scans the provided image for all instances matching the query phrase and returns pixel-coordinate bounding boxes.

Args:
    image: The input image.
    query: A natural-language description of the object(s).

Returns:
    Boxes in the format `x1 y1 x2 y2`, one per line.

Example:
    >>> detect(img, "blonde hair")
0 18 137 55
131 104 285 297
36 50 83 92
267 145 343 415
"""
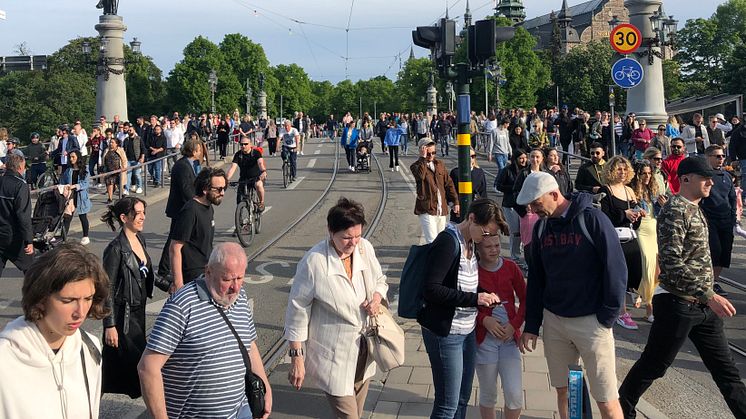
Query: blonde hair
603 155 635 185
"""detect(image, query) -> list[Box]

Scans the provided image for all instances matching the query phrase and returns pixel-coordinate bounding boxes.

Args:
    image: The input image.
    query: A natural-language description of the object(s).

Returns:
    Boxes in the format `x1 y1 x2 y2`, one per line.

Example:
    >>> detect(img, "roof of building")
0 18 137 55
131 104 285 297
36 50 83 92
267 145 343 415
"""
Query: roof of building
522 0 605 31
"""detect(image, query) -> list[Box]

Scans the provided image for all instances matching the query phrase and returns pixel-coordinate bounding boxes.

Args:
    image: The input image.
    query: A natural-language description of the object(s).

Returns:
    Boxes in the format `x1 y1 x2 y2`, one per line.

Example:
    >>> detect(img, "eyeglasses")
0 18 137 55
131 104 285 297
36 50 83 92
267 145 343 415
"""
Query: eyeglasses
712 154 726 159
241 143 251 146
209 186 227 193
480 226 497 237
591 151 603 155
658 128 665 131
671 145 683 149
652 157 662 161
425 152 437 157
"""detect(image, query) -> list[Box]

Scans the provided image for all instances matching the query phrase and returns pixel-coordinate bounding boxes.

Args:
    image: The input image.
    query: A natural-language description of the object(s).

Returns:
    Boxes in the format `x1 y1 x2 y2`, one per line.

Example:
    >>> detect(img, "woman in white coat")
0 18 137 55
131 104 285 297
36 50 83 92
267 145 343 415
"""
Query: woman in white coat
0 243 110 419
285 197 388 419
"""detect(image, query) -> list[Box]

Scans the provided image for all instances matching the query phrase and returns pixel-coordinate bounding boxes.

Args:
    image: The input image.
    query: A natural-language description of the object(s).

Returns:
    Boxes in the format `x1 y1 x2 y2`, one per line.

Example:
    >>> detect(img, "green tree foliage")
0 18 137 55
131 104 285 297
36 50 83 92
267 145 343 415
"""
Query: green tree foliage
308 80 334 121
328 79 357 118
676 0 746 96
272 64 312 119
662 59 683 101
395 58 434 113
355 76 396 117
553 41 620 111
219 34 274 114
166 36 243 114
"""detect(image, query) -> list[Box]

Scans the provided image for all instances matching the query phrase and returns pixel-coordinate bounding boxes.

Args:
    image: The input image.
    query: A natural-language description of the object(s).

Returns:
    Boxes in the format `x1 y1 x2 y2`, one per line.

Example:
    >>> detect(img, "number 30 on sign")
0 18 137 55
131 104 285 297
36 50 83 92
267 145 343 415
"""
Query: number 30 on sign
610 24 642 54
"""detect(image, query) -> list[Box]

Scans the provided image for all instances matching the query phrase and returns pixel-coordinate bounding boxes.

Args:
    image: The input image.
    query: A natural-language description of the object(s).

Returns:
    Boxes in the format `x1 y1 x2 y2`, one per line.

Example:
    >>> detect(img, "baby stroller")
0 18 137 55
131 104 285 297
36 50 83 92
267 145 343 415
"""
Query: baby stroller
356 139 373 173
32 187 71 253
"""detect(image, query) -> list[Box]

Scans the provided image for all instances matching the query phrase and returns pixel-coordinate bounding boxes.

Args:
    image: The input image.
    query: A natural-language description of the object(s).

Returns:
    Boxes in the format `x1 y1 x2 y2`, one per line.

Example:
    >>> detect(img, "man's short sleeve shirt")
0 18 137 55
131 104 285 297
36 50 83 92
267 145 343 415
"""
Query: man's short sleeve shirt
232 149 262 181
170 199 215 282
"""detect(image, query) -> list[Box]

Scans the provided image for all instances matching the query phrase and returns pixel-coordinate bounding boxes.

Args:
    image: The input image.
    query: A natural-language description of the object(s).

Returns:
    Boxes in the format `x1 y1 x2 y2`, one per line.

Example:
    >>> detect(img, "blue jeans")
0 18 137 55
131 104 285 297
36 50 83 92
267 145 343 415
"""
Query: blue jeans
401 134 409 154
493 153 508 180
151 160 163 186
439 134 450 156
422 327 476 419
126 161 142 189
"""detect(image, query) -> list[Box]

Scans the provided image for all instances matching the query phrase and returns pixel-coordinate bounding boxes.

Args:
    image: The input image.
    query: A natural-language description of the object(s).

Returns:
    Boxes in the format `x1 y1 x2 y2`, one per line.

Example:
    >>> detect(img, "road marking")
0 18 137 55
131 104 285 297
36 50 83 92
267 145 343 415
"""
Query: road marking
286 176 306 190
314 150 321 155
223 206 272 234
0 298 14 310
398 165 417 196
307 158 317 168
247 261 291 284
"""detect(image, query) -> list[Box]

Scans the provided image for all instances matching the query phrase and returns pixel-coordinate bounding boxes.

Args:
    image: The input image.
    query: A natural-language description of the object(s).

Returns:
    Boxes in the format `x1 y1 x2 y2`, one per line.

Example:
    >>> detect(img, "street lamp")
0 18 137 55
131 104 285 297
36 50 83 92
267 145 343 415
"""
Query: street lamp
129 37 141 54
445 81 454 112
609 85 616 156
208 69 218 113
81 36 141 80
649 10 678 61
245 79 252 115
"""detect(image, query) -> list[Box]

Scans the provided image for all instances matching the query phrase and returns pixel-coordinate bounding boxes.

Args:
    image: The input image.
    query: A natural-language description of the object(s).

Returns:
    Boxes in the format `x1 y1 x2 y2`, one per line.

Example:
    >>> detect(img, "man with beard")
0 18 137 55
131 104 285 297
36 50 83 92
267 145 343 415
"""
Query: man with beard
139 242 272 419
168 167 227 291
575 142 606 193
661 137 687 194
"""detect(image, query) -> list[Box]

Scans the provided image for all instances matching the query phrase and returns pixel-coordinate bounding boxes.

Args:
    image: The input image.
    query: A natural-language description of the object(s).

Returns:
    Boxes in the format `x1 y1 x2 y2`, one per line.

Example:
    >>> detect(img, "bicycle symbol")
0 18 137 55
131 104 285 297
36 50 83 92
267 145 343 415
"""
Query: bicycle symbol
614 66 641 84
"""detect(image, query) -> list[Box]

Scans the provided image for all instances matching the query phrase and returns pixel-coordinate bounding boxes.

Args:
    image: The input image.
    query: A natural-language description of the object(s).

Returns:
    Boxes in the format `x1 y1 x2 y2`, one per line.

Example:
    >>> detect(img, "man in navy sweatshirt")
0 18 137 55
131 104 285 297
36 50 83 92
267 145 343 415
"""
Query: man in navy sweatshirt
516 171 627 419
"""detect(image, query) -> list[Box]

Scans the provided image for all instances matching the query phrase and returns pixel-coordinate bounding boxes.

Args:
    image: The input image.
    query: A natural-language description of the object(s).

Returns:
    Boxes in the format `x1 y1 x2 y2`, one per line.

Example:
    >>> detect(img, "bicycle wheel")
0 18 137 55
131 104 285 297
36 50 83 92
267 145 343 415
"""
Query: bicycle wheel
254 203 262 234
37 171 57 189
234 201 255 247
282 162 289 188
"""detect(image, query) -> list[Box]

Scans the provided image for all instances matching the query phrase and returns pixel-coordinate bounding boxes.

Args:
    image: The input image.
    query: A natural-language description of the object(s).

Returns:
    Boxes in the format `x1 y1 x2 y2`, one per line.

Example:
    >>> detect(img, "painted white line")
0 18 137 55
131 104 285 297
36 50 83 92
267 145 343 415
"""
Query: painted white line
307 158 317 168
399 166 417 196
314 149 321 155
223 206 272 234
286 176 306 190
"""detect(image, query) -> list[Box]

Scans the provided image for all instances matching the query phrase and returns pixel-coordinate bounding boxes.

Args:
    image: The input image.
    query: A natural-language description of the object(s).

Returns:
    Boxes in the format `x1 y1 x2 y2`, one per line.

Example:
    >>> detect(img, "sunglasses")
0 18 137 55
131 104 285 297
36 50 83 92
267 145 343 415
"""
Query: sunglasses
241 143 251 146
671 145 683 149
470 154 476 158
712 154 726 159
426 152 437 157
209 186 227 193
652 157 662 161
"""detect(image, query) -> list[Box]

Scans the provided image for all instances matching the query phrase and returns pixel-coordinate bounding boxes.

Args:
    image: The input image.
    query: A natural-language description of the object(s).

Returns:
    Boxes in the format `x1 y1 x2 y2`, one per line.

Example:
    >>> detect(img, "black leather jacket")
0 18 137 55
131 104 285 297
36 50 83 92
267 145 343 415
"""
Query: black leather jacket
0 170 32 255
102 230 154 331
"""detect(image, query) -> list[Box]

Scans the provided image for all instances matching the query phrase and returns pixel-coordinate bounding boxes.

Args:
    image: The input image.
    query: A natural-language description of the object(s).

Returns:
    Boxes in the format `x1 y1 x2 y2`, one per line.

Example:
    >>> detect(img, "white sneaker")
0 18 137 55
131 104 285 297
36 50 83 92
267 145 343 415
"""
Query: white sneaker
390 167 394 172
135 187 143 194
130 186 137 192
300 151 304 156
395 166 399 172
122 190 129 196
351 167 355 172
80 237 90 245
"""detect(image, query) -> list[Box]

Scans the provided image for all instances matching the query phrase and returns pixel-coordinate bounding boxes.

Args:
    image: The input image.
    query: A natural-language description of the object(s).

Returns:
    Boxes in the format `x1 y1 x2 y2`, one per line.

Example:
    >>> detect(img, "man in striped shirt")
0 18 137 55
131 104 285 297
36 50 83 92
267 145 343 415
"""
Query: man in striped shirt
138 243 272 419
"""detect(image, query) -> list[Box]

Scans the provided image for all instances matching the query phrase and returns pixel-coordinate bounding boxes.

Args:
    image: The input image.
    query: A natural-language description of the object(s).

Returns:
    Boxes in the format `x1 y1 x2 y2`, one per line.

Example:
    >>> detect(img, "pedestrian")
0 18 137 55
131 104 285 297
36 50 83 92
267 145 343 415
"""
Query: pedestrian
400 114 410 156
474 234 526 419
157 138 204 281
0 154 33 277
26 132 48 187
52 124 80 174
631 119 654 160
264 119 278 156
340 120 360 172
410 138 459 243
0 243 109 419
544 147 573 196
599 155 644 330
495 150 528 265
103 137 128 204
488 116 512 182
384 120 403 171
513 148 547 267
138 242 272 418
618 157 746 418
285 197 388 419
701 145 736 297
87 127 105 181
147 123 167 188
60 150 92 245
681 113 709 155
449 147 487 221
101 197 154 398
642 147 670 216
629 160 659 322
516 171 627 419
651 125 671 157
528 120 548 150
164 118 185 172
660 137 687 194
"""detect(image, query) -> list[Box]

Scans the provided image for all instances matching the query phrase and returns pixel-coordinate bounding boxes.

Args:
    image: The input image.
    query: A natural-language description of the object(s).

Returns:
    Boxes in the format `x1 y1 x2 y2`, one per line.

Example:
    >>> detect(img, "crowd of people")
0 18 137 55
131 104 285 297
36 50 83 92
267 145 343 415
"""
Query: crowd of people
0 103 745 419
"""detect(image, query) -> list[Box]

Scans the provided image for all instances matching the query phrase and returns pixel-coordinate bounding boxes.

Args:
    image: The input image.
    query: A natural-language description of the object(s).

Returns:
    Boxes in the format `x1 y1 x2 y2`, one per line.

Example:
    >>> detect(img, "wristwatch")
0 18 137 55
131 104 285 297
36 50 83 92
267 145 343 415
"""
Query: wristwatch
288 348 304 357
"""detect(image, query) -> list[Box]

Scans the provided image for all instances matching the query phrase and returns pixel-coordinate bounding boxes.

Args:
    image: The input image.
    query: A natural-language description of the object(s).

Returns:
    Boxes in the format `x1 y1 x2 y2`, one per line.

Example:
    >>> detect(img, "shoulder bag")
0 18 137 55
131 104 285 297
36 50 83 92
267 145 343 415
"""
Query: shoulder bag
215 306 266 418
611 186 638 243
360 246 406 372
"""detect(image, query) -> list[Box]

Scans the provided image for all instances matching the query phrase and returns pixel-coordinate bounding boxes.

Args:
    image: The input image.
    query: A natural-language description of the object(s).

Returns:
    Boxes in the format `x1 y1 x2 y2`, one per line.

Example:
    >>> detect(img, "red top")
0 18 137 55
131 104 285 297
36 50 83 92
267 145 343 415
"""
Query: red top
661 153 685 194
632 128 655 151
475 259 527 344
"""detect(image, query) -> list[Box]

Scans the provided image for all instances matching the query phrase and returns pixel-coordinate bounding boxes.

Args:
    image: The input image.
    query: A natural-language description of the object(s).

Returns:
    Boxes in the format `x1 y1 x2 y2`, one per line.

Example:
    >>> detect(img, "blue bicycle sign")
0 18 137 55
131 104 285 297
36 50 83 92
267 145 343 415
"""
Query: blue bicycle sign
611 58 644 88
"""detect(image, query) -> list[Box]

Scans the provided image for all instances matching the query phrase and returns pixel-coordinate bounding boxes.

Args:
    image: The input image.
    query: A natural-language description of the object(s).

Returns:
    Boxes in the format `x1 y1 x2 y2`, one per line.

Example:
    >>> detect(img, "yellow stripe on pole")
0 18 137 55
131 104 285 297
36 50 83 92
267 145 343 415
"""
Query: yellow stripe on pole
457 134 471 146
459 181 472 194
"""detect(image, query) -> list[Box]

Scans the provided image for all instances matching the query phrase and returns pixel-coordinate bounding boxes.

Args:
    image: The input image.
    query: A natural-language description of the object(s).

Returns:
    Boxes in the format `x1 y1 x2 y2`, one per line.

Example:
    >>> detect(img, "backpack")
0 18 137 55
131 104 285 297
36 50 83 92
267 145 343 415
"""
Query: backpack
397 228 459 319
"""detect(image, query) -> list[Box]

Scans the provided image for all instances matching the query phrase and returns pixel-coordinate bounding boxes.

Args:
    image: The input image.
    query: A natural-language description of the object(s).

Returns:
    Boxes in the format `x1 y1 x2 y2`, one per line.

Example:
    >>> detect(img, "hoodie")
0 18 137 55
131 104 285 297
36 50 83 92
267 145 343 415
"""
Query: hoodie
524 193 627 335
0 316 102 419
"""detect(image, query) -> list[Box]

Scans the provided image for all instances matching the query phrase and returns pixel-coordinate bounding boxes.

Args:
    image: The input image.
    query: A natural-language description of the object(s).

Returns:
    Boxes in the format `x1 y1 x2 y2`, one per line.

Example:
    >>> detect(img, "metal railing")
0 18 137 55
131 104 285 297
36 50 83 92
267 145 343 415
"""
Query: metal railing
30 132 244 201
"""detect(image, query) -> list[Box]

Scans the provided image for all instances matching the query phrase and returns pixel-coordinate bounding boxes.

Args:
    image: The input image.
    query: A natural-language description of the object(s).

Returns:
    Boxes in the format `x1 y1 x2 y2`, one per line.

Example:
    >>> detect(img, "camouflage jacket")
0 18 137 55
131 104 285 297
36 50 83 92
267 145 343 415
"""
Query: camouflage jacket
657 194 714 303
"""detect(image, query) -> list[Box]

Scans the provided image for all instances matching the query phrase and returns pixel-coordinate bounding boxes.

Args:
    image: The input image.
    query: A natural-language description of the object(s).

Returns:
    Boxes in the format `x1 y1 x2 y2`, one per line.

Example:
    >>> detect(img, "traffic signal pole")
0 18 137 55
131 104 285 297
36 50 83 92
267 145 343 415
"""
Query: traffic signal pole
454 63 473 219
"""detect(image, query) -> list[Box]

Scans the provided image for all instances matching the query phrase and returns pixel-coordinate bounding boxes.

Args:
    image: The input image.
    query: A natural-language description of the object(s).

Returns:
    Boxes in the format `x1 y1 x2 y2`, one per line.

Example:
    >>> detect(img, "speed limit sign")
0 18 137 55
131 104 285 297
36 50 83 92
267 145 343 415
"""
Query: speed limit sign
610 24 642 54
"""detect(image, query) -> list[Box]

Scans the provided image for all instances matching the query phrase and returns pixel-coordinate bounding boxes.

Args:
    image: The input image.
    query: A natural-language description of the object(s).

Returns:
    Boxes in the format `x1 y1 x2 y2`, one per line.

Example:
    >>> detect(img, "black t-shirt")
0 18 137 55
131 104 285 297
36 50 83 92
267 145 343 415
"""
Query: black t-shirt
232 149 262 181
171 199 215 282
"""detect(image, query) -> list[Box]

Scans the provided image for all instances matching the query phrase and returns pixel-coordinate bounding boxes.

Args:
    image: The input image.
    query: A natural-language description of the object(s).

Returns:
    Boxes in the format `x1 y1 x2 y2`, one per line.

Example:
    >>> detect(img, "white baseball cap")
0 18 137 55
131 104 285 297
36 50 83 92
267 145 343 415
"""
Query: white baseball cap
516 172 560 205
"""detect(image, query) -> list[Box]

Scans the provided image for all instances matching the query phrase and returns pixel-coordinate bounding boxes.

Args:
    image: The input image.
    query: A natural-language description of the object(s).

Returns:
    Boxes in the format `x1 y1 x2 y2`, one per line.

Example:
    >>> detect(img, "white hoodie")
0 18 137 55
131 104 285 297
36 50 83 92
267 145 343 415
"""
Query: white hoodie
0 316 102 419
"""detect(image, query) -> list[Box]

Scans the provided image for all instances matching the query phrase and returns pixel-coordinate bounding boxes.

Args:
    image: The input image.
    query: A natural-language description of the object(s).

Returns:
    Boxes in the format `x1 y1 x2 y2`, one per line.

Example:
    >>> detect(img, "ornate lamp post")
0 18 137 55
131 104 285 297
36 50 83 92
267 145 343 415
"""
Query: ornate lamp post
208 70 218 114
245 79 252 115
445 81 454 112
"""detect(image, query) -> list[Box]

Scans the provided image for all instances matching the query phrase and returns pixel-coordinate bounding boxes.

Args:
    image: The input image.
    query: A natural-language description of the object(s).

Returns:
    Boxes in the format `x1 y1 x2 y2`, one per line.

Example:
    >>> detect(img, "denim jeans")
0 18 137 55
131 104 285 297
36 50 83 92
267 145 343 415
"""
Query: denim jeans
493 153 509 180
127 160 141 189
439 135 450 156
401 134 409 154
618 293 746 418
151 159 163 186
422 327 476 419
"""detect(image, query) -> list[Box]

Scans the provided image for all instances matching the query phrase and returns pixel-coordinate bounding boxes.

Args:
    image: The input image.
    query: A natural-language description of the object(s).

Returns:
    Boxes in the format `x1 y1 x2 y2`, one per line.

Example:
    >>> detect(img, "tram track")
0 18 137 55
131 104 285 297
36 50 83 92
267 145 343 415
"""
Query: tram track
259 142 390 373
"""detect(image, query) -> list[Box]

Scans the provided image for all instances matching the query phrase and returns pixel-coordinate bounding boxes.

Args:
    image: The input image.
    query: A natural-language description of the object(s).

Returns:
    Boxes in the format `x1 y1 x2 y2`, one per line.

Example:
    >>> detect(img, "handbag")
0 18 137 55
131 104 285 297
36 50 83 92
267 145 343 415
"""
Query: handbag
215 306 266 418
610 185 639 243
360 248 405 372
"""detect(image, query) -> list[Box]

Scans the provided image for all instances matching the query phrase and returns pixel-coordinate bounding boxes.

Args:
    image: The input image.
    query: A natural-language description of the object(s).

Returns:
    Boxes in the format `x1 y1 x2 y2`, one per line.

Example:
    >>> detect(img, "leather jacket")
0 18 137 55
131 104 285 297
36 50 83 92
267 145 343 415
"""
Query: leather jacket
102 230 154 331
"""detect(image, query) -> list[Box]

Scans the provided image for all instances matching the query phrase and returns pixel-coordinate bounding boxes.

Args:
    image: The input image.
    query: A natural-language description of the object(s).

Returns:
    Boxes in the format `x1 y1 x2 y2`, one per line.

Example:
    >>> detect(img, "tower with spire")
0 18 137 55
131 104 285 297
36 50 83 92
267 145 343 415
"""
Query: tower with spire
557 0 580 54
495 0 526 25
408 45 415 61
464 0 472 28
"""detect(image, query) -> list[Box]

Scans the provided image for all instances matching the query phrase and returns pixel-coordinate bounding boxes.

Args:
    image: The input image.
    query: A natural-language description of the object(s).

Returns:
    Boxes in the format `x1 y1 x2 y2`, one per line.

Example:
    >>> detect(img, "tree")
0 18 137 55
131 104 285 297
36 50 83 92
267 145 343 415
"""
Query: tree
553 41 620 111
355 76 396 116
272 64 312 118
329 79 357 118
219 34 273 114
308 80 334 121
662 59 683 101
395 57 434 113
165 36 243 114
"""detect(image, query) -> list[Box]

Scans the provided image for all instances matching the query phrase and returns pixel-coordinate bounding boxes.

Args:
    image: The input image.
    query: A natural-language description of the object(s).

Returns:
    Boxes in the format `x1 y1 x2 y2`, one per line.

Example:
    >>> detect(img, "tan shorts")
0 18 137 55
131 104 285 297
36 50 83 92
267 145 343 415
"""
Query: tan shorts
542 309 618 402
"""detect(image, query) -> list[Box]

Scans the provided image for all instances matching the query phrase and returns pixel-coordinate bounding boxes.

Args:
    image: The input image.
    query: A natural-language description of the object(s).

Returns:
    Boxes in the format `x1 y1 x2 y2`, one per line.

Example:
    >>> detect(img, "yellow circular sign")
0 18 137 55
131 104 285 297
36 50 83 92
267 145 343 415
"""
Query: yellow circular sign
610 24 642 54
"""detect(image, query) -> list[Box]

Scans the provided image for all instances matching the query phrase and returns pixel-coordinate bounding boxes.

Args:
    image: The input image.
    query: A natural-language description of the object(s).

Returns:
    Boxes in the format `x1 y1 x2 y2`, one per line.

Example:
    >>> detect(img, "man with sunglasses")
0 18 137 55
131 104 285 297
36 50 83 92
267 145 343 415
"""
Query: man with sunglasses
661 138 687 194
701 145 736 297
226 136 266 211
411 138 459 243
169 167 228 292
575 142 606 194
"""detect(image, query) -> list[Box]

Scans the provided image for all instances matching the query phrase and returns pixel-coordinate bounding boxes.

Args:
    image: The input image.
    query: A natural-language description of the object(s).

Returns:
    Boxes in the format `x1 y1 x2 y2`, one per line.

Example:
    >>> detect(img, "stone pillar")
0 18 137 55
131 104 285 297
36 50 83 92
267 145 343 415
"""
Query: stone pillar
427 85 438 117
257 91 268 119
95 15 128 123
624 0 667 127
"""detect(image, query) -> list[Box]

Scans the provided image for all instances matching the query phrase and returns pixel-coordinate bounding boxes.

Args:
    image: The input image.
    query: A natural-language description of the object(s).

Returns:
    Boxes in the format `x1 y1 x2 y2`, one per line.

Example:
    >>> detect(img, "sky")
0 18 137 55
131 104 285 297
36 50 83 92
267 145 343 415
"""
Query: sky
0 0 724 84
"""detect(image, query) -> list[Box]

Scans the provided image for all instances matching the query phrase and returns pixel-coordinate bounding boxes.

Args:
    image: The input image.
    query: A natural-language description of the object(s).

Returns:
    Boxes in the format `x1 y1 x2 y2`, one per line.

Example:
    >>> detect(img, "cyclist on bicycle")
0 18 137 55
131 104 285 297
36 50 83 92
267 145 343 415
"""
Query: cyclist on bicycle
281 120 300 182
226 135 267 211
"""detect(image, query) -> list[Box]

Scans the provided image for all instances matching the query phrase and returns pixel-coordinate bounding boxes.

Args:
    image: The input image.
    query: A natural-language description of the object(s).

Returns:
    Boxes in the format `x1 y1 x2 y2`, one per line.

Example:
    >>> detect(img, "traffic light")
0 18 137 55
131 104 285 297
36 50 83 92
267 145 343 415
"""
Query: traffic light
469 20 516 65
412 18 456 61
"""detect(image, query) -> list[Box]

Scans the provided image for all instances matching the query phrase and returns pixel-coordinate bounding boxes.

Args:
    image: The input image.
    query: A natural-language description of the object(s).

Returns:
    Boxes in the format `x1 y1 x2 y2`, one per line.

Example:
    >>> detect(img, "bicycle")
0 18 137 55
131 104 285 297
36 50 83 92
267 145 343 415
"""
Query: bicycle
232 181 262 247
36 163 59 190
280 148 292 188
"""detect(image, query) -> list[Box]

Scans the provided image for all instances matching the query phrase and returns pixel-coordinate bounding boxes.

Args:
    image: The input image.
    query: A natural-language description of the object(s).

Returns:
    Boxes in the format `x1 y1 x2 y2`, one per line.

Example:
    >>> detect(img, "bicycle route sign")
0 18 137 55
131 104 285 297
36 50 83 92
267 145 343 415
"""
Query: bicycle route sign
611 57 644 89
610 23 642 54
